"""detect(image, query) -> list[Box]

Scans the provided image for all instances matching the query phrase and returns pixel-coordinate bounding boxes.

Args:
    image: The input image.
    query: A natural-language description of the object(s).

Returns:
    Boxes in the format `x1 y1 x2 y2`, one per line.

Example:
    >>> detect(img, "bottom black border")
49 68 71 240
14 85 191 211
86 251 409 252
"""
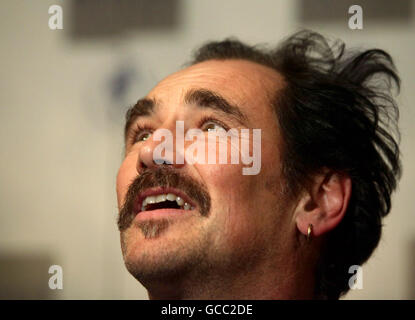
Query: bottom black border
1 300 414 319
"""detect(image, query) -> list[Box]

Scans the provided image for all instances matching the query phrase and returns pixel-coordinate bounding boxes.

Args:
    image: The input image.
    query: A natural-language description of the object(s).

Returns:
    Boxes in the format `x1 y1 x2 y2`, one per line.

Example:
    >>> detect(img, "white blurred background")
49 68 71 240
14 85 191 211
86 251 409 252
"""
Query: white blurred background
0 0 414 299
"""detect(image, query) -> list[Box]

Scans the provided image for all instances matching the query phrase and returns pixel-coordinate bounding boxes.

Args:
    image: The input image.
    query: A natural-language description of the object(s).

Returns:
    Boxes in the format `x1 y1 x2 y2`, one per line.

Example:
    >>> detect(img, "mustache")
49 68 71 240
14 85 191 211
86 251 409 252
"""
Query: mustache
117 166 211 231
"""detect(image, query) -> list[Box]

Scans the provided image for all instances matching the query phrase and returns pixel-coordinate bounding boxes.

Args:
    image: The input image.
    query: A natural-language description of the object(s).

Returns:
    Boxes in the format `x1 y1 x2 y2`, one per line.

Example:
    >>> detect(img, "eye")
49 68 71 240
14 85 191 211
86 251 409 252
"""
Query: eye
200 118 228 132
136 132 152 142
131 124 153 143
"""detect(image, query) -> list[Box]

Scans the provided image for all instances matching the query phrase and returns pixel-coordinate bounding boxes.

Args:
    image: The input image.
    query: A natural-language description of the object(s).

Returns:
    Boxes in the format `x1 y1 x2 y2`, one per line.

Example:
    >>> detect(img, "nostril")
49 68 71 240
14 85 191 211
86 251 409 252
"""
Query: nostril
140 160 148 170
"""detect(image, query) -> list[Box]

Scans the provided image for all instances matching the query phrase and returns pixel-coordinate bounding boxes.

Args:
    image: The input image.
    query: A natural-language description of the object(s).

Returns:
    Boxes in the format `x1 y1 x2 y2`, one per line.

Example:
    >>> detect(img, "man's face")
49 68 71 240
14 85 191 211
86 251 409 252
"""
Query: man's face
116 59 295 286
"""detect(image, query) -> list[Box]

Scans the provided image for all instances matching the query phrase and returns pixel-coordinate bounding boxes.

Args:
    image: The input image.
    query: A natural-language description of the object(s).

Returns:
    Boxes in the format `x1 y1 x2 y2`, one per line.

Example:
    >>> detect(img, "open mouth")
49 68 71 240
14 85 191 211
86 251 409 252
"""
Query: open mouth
138 189 196 213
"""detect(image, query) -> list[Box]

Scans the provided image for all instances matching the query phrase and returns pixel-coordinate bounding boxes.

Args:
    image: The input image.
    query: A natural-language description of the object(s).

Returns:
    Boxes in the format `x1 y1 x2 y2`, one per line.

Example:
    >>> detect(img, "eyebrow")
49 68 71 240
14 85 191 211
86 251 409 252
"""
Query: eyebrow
124 98 157 140
184 88 248 126
124 88 249 141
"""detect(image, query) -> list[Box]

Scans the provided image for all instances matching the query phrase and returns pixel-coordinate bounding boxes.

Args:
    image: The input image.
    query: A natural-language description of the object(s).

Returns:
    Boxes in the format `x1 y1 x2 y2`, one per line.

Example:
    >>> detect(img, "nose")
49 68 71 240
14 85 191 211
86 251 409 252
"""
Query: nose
136 129 185 172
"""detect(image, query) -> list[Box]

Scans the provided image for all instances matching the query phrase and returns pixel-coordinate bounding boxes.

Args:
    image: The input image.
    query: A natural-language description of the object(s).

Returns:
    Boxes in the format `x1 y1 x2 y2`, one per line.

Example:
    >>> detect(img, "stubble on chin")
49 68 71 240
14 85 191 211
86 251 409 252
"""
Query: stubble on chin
119 217 212 286
136 218 172 239
120 218 172 263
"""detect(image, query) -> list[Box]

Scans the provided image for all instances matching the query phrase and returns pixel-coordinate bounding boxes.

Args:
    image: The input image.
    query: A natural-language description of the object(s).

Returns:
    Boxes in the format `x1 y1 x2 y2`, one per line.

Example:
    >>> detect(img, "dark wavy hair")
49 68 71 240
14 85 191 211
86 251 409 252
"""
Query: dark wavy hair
189 30 402 299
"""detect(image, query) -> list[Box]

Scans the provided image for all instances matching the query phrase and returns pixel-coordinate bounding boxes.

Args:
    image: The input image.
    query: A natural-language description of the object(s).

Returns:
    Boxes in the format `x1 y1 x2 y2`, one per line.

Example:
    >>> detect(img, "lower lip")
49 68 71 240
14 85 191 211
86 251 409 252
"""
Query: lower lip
134 208 194 221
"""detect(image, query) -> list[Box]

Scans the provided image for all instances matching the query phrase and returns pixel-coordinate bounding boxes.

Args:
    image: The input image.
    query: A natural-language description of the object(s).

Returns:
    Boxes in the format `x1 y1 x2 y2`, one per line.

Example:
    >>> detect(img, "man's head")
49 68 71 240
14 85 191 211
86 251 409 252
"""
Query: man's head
116 30 401 299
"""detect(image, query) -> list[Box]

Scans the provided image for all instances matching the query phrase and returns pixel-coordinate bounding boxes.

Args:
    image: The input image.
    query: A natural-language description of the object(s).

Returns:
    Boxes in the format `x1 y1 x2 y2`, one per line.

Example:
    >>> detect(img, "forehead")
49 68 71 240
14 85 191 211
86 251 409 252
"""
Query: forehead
147 59 285 117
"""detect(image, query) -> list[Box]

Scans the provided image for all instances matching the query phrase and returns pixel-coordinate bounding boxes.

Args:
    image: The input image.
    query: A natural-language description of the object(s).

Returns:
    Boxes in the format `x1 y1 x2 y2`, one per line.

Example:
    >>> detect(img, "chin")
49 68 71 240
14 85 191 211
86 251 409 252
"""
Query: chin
120 227 204 282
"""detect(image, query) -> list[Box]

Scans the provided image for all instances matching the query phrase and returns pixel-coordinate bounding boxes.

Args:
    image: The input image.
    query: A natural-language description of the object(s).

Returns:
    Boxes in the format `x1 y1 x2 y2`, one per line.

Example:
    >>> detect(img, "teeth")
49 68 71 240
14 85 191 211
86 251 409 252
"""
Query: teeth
141 193 193 212
146 196 156 204
156 194 167 203
166 193 176 201
176 197 184 206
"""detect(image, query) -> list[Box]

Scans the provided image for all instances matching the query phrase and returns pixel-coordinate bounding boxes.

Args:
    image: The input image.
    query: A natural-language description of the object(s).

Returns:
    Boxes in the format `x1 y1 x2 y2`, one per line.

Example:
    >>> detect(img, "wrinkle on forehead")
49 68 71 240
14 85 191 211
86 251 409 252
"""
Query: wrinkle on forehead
147 59 285 111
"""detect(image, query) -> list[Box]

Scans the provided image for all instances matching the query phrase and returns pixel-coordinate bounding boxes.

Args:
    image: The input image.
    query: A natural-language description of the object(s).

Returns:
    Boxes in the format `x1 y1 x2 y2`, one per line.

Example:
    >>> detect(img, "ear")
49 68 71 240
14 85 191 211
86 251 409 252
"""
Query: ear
295 170 352 238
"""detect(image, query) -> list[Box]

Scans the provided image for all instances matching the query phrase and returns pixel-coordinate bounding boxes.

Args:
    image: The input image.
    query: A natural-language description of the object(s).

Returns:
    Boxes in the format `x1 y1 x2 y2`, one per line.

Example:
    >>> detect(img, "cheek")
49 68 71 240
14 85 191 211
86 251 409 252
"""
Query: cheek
116 155 137 209
196 142 284 249
199 162 260 235
201 162 251 199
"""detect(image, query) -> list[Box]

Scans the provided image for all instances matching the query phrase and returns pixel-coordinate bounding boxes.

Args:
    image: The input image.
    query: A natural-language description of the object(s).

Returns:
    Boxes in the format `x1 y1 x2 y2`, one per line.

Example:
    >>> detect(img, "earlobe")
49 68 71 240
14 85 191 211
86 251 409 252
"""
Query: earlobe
295 171 352 238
